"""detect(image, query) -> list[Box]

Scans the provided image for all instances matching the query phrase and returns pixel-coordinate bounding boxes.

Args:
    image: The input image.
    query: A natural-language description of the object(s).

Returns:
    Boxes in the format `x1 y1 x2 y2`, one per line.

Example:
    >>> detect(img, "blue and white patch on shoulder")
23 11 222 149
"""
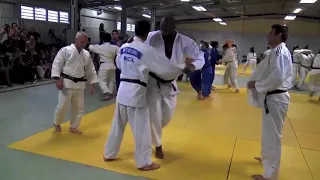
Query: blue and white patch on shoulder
276 46 282 56
120 47 143 59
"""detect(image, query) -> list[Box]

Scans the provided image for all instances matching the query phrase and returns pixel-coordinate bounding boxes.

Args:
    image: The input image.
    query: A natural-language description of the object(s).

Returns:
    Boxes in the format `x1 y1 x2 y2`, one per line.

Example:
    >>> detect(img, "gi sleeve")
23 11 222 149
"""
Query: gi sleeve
184 39 205 70
145 48 183 80
85 56 98 84
51 48 66 78
88 44 99 53
221 49 234 63
255 49 286 94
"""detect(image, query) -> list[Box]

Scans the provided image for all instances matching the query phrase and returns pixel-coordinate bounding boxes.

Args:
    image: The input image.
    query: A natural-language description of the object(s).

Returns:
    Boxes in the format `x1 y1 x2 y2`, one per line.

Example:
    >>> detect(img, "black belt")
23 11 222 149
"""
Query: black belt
149 72 177 91
301 64 311 69
264 89 287 114
120 78 147 87
61 73 87 83
293 62 300 64
312 66 320 69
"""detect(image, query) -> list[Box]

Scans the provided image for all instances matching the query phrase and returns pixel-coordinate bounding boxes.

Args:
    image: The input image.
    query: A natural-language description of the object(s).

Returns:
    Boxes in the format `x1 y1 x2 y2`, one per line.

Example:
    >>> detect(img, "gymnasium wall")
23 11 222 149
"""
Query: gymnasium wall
177 19 320 57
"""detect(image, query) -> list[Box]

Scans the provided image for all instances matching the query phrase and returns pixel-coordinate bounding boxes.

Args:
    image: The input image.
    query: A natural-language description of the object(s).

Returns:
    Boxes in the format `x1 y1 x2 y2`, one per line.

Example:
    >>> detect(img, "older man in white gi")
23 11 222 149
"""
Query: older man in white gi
103 20 186 171
247 24 292 180
220 44 239 93
51 32 98 134
89 32 119 100
145 16 205 159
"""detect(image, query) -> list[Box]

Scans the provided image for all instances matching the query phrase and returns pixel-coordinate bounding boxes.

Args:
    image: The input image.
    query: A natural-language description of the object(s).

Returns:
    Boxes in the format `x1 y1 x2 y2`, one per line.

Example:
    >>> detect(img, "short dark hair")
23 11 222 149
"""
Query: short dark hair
210 41 218 48
135 20 151 38
232 44 237 48
250 47 255 53
103 32 112 42
222 44 229 49
271 24 288 42
112 30 119 34
202 41 209 48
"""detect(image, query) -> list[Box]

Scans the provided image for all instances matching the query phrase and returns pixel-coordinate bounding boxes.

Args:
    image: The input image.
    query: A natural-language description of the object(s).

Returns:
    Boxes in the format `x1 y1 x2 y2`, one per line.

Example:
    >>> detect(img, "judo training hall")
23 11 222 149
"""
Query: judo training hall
1 0 320 180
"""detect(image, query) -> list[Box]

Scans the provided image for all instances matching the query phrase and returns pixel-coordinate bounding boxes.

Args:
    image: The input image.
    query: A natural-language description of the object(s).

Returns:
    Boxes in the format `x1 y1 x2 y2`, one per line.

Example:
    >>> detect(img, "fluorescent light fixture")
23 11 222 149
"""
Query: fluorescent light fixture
114 6 122 10
142 14 151 18
181 0 190 1
293 8 302 13
192 6 207 11
213 18 222 22
284 15 296 20
300 0 317 3
219 22 227 25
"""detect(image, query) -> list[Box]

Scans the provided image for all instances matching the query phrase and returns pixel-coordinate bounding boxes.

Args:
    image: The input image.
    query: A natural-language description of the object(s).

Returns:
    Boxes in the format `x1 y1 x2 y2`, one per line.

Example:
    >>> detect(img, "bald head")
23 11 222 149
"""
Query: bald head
160 16 176 36
75 32 88 51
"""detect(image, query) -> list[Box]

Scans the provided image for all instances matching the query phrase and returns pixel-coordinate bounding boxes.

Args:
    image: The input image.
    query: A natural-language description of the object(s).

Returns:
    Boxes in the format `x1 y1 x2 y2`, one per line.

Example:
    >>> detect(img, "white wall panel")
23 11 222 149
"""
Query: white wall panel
0 2 17 28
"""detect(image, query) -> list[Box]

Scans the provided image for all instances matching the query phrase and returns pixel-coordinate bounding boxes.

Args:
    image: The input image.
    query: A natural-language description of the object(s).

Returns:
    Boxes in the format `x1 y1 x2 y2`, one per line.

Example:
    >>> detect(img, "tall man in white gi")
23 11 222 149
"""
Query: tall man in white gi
89 32 119 100
247 24 292 180
51 32 98 134
145 16 205 159
103 20 185 171
220 44 239 93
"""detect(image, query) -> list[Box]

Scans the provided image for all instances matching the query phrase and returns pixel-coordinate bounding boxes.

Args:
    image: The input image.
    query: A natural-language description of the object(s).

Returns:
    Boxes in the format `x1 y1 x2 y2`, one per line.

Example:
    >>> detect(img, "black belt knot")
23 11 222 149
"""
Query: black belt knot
264 89 287 114
149 72 177 91
120 78 147 87
61 73 87 83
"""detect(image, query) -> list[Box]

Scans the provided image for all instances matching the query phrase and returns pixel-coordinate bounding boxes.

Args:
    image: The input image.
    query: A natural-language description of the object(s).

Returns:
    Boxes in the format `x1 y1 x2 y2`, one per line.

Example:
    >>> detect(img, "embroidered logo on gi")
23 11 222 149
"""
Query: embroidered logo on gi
120 47 142 59
276 46 282 56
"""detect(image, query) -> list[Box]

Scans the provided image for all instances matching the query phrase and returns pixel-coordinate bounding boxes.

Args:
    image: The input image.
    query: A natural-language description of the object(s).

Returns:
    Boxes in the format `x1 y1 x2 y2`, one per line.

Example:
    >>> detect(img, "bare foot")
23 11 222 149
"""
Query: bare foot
254 157 262 162
155 146 164 159
69 128 83 134
138 163 161 171
103 156 116 162
251 174 268 180
227 85 232 89
197 93 203 100
54 124 62 132
235 89 240 93
309 91 315 97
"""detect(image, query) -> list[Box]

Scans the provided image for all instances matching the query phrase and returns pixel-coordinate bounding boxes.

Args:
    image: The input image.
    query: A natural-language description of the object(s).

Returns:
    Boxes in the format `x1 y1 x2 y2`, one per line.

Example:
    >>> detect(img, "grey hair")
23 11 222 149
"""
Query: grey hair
75 31 88 39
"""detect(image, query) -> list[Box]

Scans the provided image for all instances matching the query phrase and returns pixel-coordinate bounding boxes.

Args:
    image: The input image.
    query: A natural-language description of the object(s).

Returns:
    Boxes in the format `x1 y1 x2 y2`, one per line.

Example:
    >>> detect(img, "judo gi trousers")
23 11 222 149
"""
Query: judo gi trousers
202 67 212 97
292 63 300 87
261 94 289 180
104 103 152 168
115 68 121 91
298 66 309 89
149 93 177 147
210 65 216 87
190 70 201 93
224 65 239 89
53 88 84 128
98 68 115 94
309 73 320 93
242 59 257 74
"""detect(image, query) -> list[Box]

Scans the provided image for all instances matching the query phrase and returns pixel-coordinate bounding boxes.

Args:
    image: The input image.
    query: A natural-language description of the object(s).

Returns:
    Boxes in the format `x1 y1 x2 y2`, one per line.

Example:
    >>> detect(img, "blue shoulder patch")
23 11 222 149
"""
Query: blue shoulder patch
276 46 282 56
120 47 143 59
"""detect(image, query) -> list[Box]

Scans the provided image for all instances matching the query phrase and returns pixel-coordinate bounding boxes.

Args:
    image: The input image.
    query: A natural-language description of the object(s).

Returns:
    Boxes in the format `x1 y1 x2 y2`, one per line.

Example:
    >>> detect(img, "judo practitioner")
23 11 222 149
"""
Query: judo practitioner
220 44 239 93
309 51 320 98
51 32 98 134
103 20 183 171
291 47 311 89
297 52 313 90
247 24 292 180
146 16 205 159
242 47 257 74
190 41 211 100
89 32 119 100
210 41 220 90
111 30 122 91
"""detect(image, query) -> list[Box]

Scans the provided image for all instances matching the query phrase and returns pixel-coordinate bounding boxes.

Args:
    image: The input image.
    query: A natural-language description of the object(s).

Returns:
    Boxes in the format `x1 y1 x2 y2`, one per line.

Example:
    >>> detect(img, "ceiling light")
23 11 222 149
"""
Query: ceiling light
299 0 317 3
180 0 190 1
213 18 222 22
293 8 302 13
142 14 151 18
192 6 207 11
219 22 227 25
284 15 296 20
114 6 122 10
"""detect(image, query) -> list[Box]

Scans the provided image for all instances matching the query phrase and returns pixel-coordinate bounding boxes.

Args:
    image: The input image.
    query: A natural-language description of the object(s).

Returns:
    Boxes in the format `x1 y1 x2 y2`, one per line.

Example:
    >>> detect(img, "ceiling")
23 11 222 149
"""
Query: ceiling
78 0 320 23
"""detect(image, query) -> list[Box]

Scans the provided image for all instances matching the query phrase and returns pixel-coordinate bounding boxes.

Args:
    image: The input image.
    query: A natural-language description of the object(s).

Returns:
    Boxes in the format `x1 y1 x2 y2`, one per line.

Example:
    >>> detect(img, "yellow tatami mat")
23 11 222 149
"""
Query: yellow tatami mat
215 64 252 77
8 83 320 179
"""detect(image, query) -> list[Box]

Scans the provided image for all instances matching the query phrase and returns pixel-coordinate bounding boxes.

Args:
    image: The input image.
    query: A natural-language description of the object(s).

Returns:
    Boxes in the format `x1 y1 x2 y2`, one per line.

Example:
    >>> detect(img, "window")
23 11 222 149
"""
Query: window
34 7 46 21
48 10 58 22
59 11 69 24
117 22 135 32
21 6 34 20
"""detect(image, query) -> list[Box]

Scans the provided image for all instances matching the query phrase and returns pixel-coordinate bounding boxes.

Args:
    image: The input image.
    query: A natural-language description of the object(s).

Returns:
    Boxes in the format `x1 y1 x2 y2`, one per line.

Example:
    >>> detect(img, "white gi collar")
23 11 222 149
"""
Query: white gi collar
273 42 286 50
133 36 145 43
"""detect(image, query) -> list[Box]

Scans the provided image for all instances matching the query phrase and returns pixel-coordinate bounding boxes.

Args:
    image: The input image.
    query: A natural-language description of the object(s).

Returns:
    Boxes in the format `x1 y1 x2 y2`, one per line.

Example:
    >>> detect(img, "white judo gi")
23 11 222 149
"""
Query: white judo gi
51 44 98 128
104 37 183 168
221 48 239 89
242 52 257 74
308 54 320 94
248 42 292 180
145 31 204 148
292 49 311 88
297 53 313 89
89 43 119 95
